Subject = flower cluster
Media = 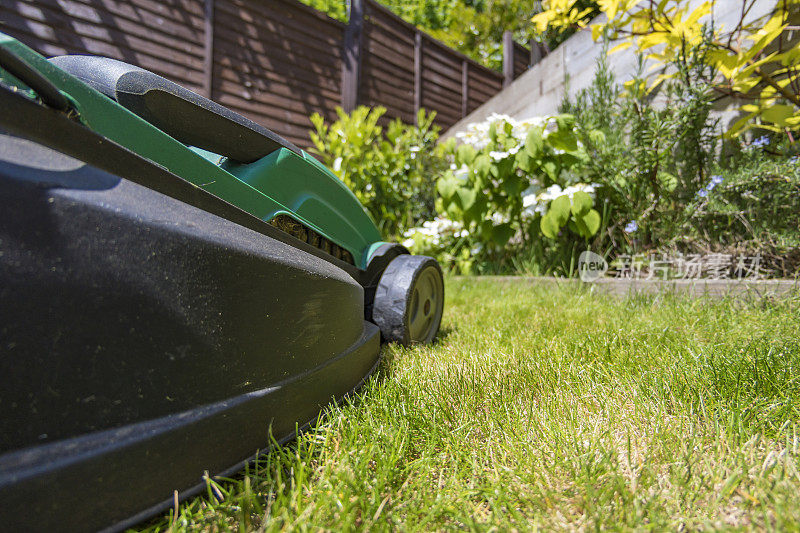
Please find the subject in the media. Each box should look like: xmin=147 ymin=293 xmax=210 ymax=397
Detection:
xmin=488 ymin=145 xmax=521 ymax=161
xmin=402 ymin=216 xmax=468 ymax=249
xmin=454 ymin=113 xmax=554 ymax=149
xmin=749 ymin=136 xmax=770 ymax=149
xmin=521 ymin=183 xmax=598 ymax=217
xmin=696 ymin=174 xmax=723 ymax=198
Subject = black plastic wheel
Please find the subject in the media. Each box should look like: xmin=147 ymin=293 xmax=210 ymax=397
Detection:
xmin=372 ymin=255 xmax=444 ymax=345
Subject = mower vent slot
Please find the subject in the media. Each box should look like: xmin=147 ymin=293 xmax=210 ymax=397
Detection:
xmin=269 ymin=215 xmax=354 ymax=265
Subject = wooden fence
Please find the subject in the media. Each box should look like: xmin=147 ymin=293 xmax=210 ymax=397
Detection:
xmin=1 ymin=0 xmax=547 ymax=148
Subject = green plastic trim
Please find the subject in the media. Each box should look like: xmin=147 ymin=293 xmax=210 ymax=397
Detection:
xmin=222 ymin=149 xmax=381 ymax=266
xmin=0 ymin=33 xmax=383 ymax=267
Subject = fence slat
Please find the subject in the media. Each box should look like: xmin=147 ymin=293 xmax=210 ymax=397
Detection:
xmin=462 ymin=60 xmax=468 ymax=118
xmin=414 ymin=31 xmax=422 ymax=119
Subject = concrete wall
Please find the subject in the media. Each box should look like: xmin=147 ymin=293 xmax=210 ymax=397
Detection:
xmin=444 ymin=1 xmax=773 ymax=137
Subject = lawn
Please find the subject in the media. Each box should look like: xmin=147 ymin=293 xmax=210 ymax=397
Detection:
xmin=140 ymin=278 xmax=800 ymax=531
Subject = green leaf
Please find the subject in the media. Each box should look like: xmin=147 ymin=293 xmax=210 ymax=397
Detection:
xmin=658 ymin=172 xmax=678 ymax=193
xmin=488 ymin=122 xmax=498 ymax=143
xmin=559 ymin=153 xmax=582 ymax=168
xmin=761 ymin=104 xmax=796 ymax=127
xmin=492 ymin=158 xmax=513 ymax=179
xmin=479 ymin=219 xmax=494 ymax=237
xmin=548 ymin=129 xmax=578 ymax=152
xmin=570 ymin=191 xmax=593 ymax=217
xmin=574 ymin=208 xmax=601 ymax=237
xmin=491 ymin=223 xmax=516 ymax=245
xmin=456 ymin=144 xmax=476 ymax=165
xmin=540 ymin=212 xmax=560 ymax=239
xmin=583 ymin=209 xmax=601 ymax=235
xmin=474 ymin=154 xmax=491 ymax=178
xmin=550 ymin=195 xmax=571 ymax=226
xmin=455 ymin=187 xmax=477 ymax=211
xmin=446 ymin=202 xmax=461 ymax=220
xmin=555 ymin=114 xmax=576 ymax=130
xmin=464 ymin=194 xmax=487 ymax=224
xmin=515 ymin=149 xmax=532 ymax=173
xmin=542 ymin=160 xmax=558 ymax=180
xmin=525 ymin=128 xmax=544 ymax=158
xmin=502 ymin=174 xmax=523 ymax=195
xmin=437 ymin=177 xmax=457 ymax=199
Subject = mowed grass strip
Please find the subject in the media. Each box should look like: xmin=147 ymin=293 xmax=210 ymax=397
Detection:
xmin=139 ymin=278 xmax=800 ymax=531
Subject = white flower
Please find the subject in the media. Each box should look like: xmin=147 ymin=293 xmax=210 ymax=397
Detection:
xmin=409 ymin=146 xmax=421 ymax=152
xmin=402 ymin=238 xmax=415 ymax=248
xmin=490 ymin=212 xmax=509 ymax=224
xmin=562 ymin=183 xmax=596 ymax=199
xmin=522 ymin=194 xmax=537 ymax=208
xmin=332 ymin=157 xmax=342 ymax=172
xmin=489 ymin=150 xmax=510 ymax=161
xmin=539 ymin=184 xmax=563 ymax=201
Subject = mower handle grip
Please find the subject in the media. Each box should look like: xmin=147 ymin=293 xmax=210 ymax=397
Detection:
xmin=49 ymin=55 xmax=300 ymax=163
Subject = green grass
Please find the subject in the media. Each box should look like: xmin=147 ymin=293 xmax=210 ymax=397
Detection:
xmin=138 ymin=279 xmax=800 ymax=531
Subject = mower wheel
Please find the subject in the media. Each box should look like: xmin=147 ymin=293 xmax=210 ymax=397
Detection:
xmin=373 ymin=255 xmax=444 ymax=345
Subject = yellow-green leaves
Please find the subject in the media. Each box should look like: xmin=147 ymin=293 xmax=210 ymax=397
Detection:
xmin=533 ymin=0 xmax=800 ymax=136
xmin=531 ymin=0 xmax=595 ymax=33
xmin=310 ymin=105 xmax=444 ymax=238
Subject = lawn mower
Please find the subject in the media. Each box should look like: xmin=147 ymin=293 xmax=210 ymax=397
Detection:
xmin=0 ymin=32 xmax=444 ymax=532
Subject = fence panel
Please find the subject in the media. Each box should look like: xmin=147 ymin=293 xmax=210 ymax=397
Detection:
xmin=212 ymin=0 xmax=345 ymax=147
xmin=2 ymin=0 xmax=530 ymax=146
xmin=467 ymin=64 xmax=503 ymax=115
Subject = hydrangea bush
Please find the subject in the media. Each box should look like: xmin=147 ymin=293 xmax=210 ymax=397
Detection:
xmin=403 ymin=113 xmax=602 ymax=271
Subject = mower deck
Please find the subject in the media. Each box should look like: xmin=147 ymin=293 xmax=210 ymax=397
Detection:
xmin=0 ymin=127 xmax=381 ymax=531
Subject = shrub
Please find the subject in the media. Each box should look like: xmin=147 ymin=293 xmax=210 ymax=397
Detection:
xmin=560 ymin=45 xmax=800 ymax=277
xmin=561 ymin=44 xmax=720 ymax=250
xmin=309 ymin=106 xmax=446 ymax=238
xmin=402 ymin=113 xmax=603 ymax=274
xmin=446 ymin=113 xmax=601 ymax=240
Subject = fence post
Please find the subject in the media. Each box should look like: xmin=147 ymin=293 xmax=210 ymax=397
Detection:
xmin=414 ymin=31 xmax=422 ymax=122
xmin=461 ymin=60 xmax=468 ymax=118
xmin=529 ymin=38 xmax=544 ymax=67
xmin=342 ymin=0 xmax=364 ymax=112
xmin=203 ymin=0 xmax=214 ymax=99
xmin=502 ymin=30 xmax=514 ymax=87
